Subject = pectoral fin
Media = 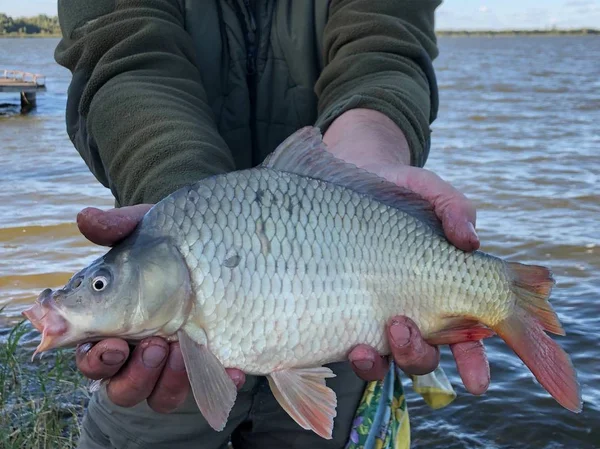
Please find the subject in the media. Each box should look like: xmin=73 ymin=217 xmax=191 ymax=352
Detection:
xmin=178 ymin=330 xmax=237 ymax=431
xmin=267 ymin=367 xmax=337 ymax=439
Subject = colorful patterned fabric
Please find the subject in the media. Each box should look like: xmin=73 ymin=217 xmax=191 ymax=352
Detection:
xmin=345 ymin=363 xmax=456 ymax=449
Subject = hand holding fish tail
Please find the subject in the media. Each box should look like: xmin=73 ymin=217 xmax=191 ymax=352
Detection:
xmin=75 ymin=205 xmax=246 ymax=413
xmin=355 ymin=166 xmax=491 ymax=395
xmin=324 ymin=108 xmax=489 ymax=395
xmin=348 ymin=317 xmax=440 ymax=380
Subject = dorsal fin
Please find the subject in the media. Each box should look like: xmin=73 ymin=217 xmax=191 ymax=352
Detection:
xmin=261 ymin=126 xmax=444 ymax=236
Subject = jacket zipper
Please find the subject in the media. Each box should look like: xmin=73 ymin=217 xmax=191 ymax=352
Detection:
xmin=242 ymin=0 xmax=259 ymax=164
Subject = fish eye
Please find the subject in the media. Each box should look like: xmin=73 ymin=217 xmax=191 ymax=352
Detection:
xmin=92 ymin=276 xmax=109 ymax=292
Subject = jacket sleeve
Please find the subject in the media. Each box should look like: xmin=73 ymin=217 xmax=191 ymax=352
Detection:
xmin=55 ymin=0 xmax=235 ymax=206
xmin=314 ymin=0 xmax=441 ymax=167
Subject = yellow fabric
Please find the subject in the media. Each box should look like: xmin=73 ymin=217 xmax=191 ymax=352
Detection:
xmin=345 ymin=364 xmax=455 ymax=449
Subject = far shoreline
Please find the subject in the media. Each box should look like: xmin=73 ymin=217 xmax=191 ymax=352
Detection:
xmin=0 ymin=34 xmax=61 ymax=38
xmin=436 ymin=29 xmax=599 ymax=37
xmin=1 ymin=30 xmax=599 ymax=39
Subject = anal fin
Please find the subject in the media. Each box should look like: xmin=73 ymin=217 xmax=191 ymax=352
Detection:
xmin=267 ymin=367 xmax=338 ymax=439
xmin=178 ymin=330 xmax=237 ymax=431
xmin=426 ymin=318 xmax=496 ymax=346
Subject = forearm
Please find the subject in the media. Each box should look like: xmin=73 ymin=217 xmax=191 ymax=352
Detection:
xmin=315 ymin=0 xmax=441 ymax=168
xmin=55 ymin=0 xmax=234 ymax=206
xmin=322 ymin=108 xmax=411 ymax=171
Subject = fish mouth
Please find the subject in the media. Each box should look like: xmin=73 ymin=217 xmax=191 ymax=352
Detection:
xmin=22 ymin=288 xmax=69 ymax=359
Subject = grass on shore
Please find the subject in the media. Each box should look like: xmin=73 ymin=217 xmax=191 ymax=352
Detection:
xmin=0 ymin=315 xmax=88 ymax=449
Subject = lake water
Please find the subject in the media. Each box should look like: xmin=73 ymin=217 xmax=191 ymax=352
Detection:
xmin=1 ymin=37 xmax=599 ymax=448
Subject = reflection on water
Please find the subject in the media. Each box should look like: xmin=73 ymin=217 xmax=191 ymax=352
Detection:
xmin=1 ymin=36 xmax=599 ymax=448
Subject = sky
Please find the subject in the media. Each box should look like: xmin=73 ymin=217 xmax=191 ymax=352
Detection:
xmin=1 ymin=0 xmax=599 ymax=30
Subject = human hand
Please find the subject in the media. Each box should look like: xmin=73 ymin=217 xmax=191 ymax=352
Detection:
xmin=74 ymin=205 xmax=246 ymax=413
xmin=323 ymin=109 xmax=489 ymax=395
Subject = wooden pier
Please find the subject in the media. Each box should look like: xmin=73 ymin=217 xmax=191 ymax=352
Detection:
xmin=0 ymin=70 xmax=46 ymax=113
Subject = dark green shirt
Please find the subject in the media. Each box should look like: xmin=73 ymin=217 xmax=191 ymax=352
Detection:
xmin=55 ymin=0 xmax=440 ymax=206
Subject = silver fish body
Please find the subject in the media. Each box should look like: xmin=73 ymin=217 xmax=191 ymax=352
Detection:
xmin=141 ymin=167 xmax=509 ymax=375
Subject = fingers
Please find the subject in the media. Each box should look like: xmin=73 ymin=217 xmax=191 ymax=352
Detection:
xmin=387 ymin=317 xmax=490 ymax=394
xmin=436 ymin=195 xmax=479 ymax=253
xmin=450 ymin=340 xmax=490 ymax=395
xmin=145 ymin=349 xmax=246 ymax=413
xmin=82 ymin=339 xmax=246 ymax=413
xmin=413 ymin=170 xmax=479 ymax=252
xmin=226 ymin=368 xmax=247 ymax=390
xmin=76 ymin=339 xmax=130 ymax=380
xmin=391 ymin=167 xmax=479 ymax=252
xmin=387 ymin=316 xmax=440 ymax=376
xmin=349 ymin=317 xmax=490 ymax=397
xmin=146 ymin=342 xmax=190 ymax=413
xmin=348 ymin=344 xmax=390 ymax=381
xmin=106 ymin=337 xmax=169 ymax=408
xmin=348 ymin=317 xmax=440 ymax=380
xmin=77 ymin=204 xmax=153 ymax=246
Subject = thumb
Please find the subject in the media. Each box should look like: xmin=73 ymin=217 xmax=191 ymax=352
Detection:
xmin=77 ymin=204 xmax=153 ymax=247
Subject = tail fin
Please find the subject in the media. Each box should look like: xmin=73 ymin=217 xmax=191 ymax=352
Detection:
xmin=494 ymin=262 xmax=582 ymax=413
xmin=507 ymin=262 xmax=564 ymax=335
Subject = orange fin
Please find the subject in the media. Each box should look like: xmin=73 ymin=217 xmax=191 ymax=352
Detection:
xmin=507 ymin=262 xmax=564 ymax=335
xmin=493 ymin=262 xmax=581 ymax=412
xmin=267 ymin=367 xmax=337 ymax=439
xmin=427 ymin=318 xmax=495 ymax=346
xmin=495 ymin=313 xmax=581 ymax=413
xmin=178 ymin=330 xmax=237 ymax=431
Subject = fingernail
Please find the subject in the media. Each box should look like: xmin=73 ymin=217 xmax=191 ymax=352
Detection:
xmin=229 ymin=371 xmax=245 ymax=389
xmin=78 ymin=343 xmax=93 ymax=355
xmin=142 ymin=345 xmax=168 ymax=368
xmin=168 ymin=348 xmax=186 ymax=372
xmin=467 ymin=222 xmax=479 ymax=241
xmin=390 ymin=321 xmax=411 ymax=347
xmin=100 ymin=350 xmax=126 ymax=366
xmin=352 ymin=360 xmax=374 ymax=372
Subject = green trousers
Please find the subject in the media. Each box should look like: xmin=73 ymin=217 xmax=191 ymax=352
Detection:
xmin=77 ymin=361 xmax=365 ymax=449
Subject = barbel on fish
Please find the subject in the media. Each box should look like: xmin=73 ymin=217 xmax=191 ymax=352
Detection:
xmin=22 ymin=127 xmax=581 ymax=439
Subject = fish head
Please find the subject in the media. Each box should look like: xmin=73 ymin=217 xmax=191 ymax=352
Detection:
xmin=23 ymin=236 xmax=193 ymax=357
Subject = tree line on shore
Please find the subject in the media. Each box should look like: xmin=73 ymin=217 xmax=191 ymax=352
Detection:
xmin=1 ymin=14 xmax=60 ymax=35
xmin=1 ymin=13 xmax=598 ymax=37
xmin=437 ymin=29 xmax=599 ymax=36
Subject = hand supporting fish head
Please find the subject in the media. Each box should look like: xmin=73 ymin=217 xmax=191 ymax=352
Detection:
xmin=23 ymin=236 xmax=193 ymax=358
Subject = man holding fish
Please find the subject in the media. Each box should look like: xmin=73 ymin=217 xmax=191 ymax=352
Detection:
xmin=29 ymin=0 xmax=577 ymax=448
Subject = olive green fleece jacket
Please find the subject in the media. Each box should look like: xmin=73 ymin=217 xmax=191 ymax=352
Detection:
xmin=55 ymin=0 xmax=440 ymax=207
